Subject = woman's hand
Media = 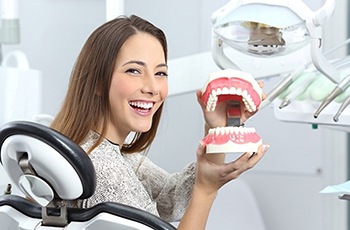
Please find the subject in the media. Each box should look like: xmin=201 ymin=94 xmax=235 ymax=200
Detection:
xmin=196 ymin=81 xmax=265 ymax=128
xmin=194 ymin=141 xmax=269 ymax=196
xmin=178 ymin=142 xmax=269 ymax=230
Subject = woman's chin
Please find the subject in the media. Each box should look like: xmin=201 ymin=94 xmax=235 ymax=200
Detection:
xmin=133 ymin=123 xmax=152 ymax=133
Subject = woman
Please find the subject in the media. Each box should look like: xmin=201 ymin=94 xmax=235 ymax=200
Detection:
xmin=51 ymin=14 xmax=269 ymax=229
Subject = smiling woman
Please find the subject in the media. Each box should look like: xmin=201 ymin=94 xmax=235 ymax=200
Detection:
xmin=50 ymin=14 xmax=268 ymax=230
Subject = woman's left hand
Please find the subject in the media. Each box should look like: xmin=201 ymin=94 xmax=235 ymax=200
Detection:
xmin=194 ymin=141 xmax=269 ymax=196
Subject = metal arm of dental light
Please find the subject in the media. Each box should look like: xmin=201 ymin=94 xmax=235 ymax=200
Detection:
xmin=211 ymin=34 xmax=241 ymax=71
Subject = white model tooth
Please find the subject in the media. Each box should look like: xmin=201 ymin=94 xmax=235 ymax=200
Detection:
xmin=229 ymin=126 xmax=234 ymax=133
xmin=252 ymin=104 xmax=257 ymax=111
xmin=209 ymin=128 xmax=215 ymax=135
xmin=244 ymin=127 xmax=249 ymax=134
xmin=234 ymin=127 xmax=239 ymax=134
xmin=242 ymin=89 xmax=248 ymax=98
xmin=230 ymin=87 xmax=236 ymax=95
xmin=246 ymin=93 xmax=252 ymax=100
xmin=209 ymin=94 xmax=215 ymax=101
xmin=247 ymin=96 xmax=253 ymax=105
xmin=216 ymin=88 xmax=222 ymax=95
xmin=206 ymin=104 xmax=211 ymax=111
xmin=208 ymin=103 xmax=213 ymax=111
xmin=215 ymin=127 xmax=220 ymax=135
xmin=220 ymin=127 xmax=226 ymax=135
xmin=211 ymin=90 xmax=217 ymax=96
xmin=236 ymin=88 xmax=242 ymax=95
xmin=226 ymin=127 xmax=232 ymax=134
xmin=208 ymin=98 xmax=216 ymax=105
xmin=222 ymin=87 xmax=229 ymax=94
xmin=246 ymin=97 xmax=253 ymax=106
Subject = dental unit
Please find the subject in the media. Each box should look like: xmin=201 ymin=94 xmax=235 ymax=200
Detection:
xmin=278 ymin=71 xmax=317 ymax=109
xmin=261 ymin=37 xmax=350 ymax=110
xmin=201 ymin=68 xmax=262 ymax=154
xmin=209 ymin=0 xmax=350 ymax=128
xmin=314 ymin=74 xmax=350 ymax=119
xmin=279 ymin=56 xmax=350 ymax=110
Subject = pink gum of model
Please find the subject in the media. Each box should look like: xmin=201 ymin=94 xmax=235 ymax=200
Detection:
xmin=201 ymin=69 xmax=262 ymax=153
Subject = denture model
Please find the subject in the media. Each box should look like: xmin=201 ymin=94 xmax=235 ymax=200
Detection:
xmin=201 ymin=69 xmax=262 ymax=153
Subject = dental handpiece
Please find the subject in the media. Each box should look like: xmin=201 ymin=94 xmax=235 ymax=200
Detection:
xmin=260 ymin=66 xmax=306 ymax=109
xmin=314 ymin=74 xmax=350 ymax=118
xmin=279 ymin=73 xmax=316 ymax=109
xmin=333 ymin=94 xmax=350 ymax=122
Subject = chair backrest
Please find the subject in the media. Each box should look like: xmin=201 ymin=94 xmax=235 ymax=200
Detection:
xmin=0 ymin=121 xmax=176 ymax=230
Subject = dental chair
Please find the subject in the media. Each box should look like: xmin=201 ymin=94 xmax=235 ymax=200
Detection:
xmin=0 ymin=121 xmax=176 ymax=230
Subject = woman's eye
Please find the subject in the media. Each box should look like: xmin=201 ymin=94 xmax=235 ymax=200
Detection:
xmin=126 ymin=69 xmax=141 ymax=75
xmin=156 ymin=71 xmax=168 ymax=78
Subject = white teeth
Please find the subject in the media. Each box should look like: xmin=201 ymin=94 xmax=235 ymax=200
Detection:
xmin=129 ymin=101 xmax=153 ymax=109
xmin=222 ymin=87 xmax=229 ymax=94
xmin=206 ymin=86 xmax=258 ymax=112
xmin=209 ymin=127 xmax=255 ymax=135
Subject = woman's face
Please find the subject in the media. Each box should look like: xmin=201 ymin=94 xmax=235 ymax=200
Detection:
xmin=107 ymin=32 xmax=168 ymax=143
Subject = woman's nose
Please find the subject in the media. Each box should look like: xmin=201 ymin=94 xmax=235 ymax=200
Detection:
xmin=141 ymin=76 xmax=159 ymax=96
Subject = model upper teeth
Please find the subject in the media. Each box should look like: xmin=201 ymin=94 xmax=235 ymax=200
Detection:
xmin=209 ymin=126 xmax=256 ymax=135
xmin=202 ymin=69 xmax=262 ymax=113
xmin=206 ymin=87 xmax=257 ymax=113
xmin=129 ymin=101 xmax=153 ymax=109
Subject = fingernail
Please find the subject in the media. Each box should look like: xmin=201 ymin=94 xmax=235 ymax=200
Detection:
xmin=248 ymin=152 xmax=257 ymax=159
xmin=262 ymin=144 xmax=270 ymax=153
xmin=199 ymin=140 xmax=206 ymax=148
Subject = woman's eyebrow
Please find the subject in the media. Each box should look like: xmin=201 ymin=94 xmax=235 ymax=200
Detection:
xmin=123 ymin=60 xmax=168 ymax=69
xmin=157 ymin=63 xmax=168 ymax=69
xmin=122 ymin=60 xmax=146 ymax=66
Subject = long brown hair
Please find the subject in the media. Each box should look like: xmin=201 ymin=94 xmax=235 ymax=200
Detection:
xmin=51 ymin=15 xmax=168 ymax=154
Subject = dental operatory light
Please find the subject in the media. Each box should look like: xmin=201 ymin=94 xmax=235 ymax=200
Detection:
xmin=212 ymin=0 xmax=338 ymax=82
xmin=211 ymin=0 xmax=350 ymax=128
xmin=212 ymin=1 xmax=311 ymax=59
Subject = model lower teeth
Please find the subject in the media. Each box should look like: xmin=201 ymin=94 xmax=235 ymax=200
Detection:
xmin=200 ymin=69 xmax=263 ymax=153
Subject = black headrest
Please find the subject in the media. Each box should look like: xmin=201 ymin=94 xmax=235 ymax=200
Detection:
xmin=0 ymin=121 xmax=96 ymax=202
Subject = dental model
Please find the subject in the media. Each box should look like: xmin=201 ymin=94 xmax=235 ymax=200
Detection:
xmin=201 ymin=69 xmax=263 ymax=153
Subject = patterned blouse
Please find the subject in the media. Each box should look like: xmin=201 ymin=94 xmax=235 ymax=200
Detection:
xmin=78 ymin=131 xmax=196 ymax=222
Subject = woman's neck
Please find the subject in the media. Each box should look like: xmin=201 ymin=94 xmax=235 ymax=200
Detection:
xmin=97 ymin=124 xmax=127 ymax=147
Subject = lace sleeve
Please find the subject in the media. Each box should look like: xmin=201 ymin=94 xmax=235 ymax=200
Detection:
xmin=125 ymin=154 xmax=196 ymax=222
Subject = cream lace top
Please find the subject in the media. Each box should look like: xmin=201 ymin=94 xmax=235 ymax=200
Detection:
xmin=79 ymin=132 xmax=196 ymax=222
